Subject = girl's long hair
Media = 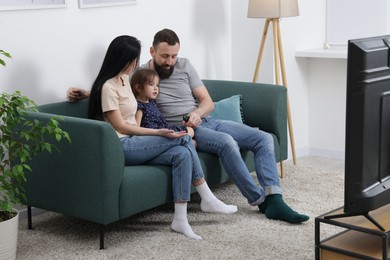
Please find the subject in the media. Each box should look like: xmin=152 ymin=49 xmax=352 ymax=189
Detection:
xmin=130 ymin=68 xmax=159 ymax=99
xmin=88 ymin=35 xmax=141 ymax=120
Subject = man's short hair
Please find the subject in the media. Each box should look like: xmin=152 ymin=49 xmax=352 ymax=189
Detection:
xmin=153 ymin=28 xmax=180 ymax=48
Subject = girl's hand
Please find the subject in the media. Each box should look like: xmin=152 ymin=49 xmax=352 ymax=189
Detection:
xmin=157 ymin=129 xmax=188 ymax=138
xmin=186 ymin=127 xmax=195 ymax=138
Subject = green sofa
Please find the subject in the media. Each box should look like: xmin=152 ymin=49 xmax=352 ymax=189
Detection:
xmin=24 ymin=80 xmax=287 ymax=249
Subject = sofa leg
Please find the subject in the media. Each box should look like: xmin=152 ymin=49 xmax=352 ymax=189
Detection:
xmin=99 ymin=225 xmax=105 ymax=250
xmin=27 ymin=206 xmax=33 ymax=230
xmin=279 ymin=161 xmax=284 ymax=178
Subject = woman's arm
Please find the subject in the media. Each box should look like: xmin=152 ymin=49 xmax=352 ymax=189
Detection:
xmin=105 ymin=109 xmax=187 ymax=138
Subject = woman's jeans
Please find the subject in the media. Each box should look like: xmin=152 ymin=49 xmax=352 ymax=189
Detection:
xmin=195 ymin=117 xmax=282 ymax=206
xmin=120 ymin=135 xmax=203 ymax=202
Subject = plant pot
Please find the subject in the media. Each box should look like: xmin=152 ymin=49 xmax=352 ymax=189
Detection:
xmin=0 ymin=210 xmax=19 ymax=260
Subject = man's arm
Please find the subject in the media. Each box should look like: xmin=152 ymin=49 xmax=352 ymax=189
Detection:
xmin=67 ymin=87 xmax=90 ymax=102
xmin=185 ymin=85 xmax=214 ymax=128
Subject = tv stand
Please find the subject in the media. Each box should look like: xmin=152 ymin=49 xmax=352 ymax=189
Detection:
xmin=325 ymin=211 xmax=385 ymax=231
xmin=315 ymin=204 xmax=390 ymax=259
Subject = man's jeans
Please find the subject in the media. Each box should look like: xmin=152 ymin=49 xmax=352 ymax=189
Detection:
xmin=195 ymin=117 xmax=282 ymax=206
xmin=120 ymin=135 xmax=204 ymax=202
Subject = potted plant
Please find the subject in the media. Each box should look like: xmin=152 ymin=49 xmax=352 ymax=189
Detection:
xmin=0 ymin=50 xmax=70 ymax=259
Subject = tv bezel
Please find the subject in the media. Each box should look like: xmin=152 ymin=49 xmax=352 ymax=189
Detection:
xmin=344 ymin=34 xmax=390 ymax=216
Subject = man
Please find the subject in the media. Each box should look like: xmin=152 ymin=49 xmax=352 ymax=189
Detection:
xmin=141 ymin=29 xmax=308 ymax=224
xmin=68 ymin=29 xmax=308 ymax=223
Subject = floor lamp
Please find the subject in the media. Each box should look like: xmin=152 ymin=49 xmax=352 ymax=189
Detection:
xmin=248 ymin=0 xmax=298 ymax=177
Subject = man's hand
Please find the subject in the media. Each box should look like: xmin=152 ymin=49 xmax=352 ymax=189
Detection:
xmin=185 ymin=112 xmax=202 ymax=128
xmin=67 ymin=87 xmax=90 ymax=102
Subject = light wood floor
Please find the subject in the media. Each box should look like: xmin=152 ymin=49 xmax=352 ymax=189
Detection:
xmin=288 ymin=155 xmax=345 ymax=173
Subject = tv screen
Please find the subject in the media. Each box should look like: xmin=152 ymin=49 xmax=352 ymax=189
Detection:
xmin=344 ymin=35 xmax=390 ymax=215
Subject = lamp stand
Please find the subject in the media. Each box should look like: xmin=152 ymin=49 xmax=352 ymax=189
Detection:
xmin=252 ymin=18 xmax=297 ymax=177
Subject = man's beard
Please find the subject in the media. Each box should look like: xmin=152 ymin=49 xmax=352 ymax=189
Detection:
xmin=154 ymin=61 xmax=175 ymax=79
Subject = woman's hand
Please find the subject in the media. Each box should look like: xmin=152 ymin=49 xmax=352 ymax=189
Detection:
xmin=157 ymin=129 xmax=188 ymax=138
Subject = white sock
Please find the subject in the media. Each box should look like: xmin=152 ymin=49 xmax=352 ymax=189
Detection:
xmin=171 ymin=203 xmax=202 ymax=240
xmin=196 ymin=182 xmax=238 ymax=214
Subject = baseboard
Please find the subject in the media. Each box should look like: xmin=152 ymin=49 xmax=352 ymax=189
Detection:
xmin=308 ymin=147 xmax=344 ymax=160
xmin=286 ymin=146 xmax=345 ymax=161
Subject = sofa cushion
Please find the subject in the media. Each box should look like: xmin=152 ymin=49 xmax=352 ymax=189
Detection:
xmin=210 ymin=95 xmax=244 ymax=123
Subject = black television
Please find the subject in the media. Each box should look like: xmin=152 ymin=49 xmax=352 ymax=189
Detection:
xmin=334 ymin=35 xmax=390 ymax=229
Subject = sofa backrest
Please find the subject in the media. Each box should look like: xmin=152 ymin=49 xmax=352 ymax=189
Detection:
xmin=36 ymin=80 xmax=286 ymax=134
xmin=204 ymin=79 xmax=281 ymax=102
xmin=203 ymin=79 xmax=286 ymax=126
xmin=38 ymin=99 xmax=89 ymax=118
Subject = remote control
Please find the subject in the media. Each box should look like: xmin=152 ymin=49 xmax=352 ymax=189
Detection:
xmin=183 ymin=115 xmax=190 ymax=122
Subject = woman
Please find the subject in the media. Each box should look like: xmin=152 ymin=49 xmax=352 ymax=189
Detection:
xmin=88 ymin=35 xmax=237 ymax=240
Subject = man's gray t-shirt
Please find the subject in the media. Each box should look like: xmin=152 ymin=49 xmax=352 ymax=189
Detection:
xmin=141 ymin=58 xmax=203 ymax=125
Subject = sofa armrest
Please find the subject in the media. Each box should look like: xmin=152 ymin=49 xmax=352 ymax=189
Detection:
xmin=203 ymin=80 xmax=288 ymax=161
xmin=24 ymin=111 xmax=124 ymax=225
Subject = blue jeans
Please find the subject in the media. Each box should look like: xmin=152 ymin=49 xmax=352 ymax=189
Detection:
xmin=195 ymin=117 xmax=282 ymax=205
xmin=120 ymin=135 xmax=204 ymax=202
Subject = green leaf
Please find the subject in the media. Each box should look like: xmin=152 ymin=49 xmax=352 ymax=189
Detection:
xmin=43 ymin=143 xmax=52 ymax=153
xmin=0 ymin=50 xmax=12 ymax=58
xmin=23 ymin=164 xmax=32 ymax=172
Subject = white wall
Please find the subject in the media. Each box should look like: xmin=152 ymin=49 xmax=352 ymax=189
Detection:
xmin=305 ymin=58 xmax=347 ymax=159
xmin=231 ymin=0 xmax=326 ymax=159
xmin=0 ymin=0 xmax=354 ymax=160
xmin=0 ymin=0 xmax=232 ymax=104
xmin=278 ymin=0 xmax=326 ymax=159
xmin=297 ymin=0 xmax=390 ymax=159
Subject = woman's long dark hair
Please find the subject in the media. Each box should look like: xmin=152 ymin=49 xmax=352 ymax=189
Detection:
xmin=89 ymin=35 xmax=141 ymax=120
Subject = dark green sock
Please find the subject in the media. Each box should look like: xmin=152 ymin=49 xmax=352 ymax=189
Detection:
xmin=259 ymin=194 xmax=309 ymax=224
xmin=258 ymin=198 xmax=268 ymax=214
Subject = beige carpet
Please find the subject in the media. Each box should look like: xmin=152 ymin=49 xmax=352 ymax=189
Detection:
xmin=16 ymin=163 xmax=344 ymax=260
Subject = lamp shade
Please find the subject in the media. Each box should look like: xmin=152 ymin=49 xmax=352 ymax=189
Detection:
xmin=247 ymin=0 xmax=299 ymax=18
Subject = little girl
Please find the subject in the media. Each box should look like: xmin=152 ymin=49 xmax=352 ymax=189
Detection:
xmin=131 ymin=68 xmax=195 ymax=139
xmin=130 ymin=68 xmax=237 ymax=239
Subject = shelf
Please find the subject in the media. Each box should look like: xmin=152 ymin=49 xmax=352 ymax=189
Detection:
xmin=315 ymin=204 xmax=390 ymax=259
xmin=295 ymin=47 xmax=347 ymax=59
xmin=321 ymin=230 xmax=386 ymax=260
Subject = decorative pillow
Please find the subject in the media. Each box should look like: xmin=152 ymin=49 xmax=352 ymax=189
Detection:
xmin=210 ymin=95 xmax=244 ymax=124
